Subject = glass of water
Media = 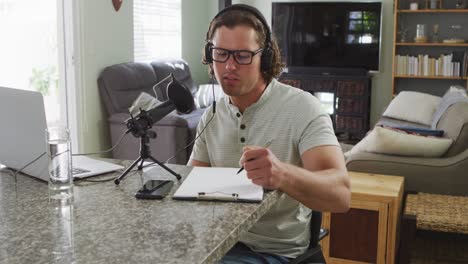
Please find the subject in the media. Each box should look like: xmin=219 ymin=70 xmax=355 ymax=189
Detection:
xmin=46 ymin=126 xmax=73 ymax=200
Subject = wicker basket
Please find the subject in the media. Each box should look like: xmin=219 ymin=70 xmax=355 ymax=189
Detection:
xmin=405 ymin=193 xmax=468 ymax=234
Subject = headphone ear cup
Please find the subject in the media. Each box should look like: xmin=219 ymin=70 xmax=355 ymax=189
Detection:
xmin=204 ymin=43 xmax=213 ymax=64
xmin=260 ymin=47 xmax=273 ymax=72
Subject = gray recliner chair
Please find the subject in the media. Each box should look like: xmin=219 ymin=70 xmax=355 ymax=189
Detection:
xmin=346 ymin=101 xmax=468 ymax=196
xmin=98 ymin=59 xmax=206 ymax=164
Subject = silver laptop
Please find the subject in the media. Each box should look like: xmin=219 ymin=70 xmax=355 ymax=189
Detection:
xmin=0 ymin=86 xmax=124 ymax=181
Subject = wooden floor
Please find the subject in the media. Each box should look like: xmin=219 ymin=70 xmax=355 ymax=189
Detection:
xmin=410 ymin=231 xmax=468 ymax=264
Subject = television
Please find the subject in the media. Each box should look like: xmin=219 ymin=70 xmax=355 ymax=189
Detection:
xmin=272 ymin=1 xmax=382 ymax=72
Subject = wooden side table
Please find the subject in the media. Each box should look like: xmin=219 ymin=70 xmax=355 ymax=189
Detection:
xmin=322 ymin=172 xmax=404 ymax=264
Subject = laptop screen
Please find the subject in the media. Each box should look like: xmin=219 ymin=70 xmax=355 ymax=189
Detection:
xmin=0 ymin=87 xmax=49 ymax=181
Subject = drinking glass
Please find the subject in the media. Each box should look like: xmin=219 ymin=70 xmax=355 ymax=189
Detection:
xmin=46 ymin=126 xmax=73 ymax=200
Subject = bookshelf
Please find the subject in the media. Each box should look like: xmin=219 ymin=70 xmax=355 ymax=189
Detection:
xmin=392 ymin=0 xmax=468 ymax=96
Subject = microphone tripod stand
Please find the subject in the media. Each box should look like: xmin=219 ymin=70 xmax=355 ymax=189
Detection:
xmin=114 ymin=129 xmax=181 ymax=185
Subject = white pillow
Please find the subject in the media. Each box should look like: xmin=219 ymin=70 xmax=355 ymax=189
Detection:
xmin=447 ymin=85 xmax=468 ymax=95
xmin=194 ymin=84 xmax=224 ymax=108
xmin=383 ymin=91 xmax=441 ymax=126
xmin=128 ymin=92 xmax=162 ymax=116
xmin=431 ymin=86 xmax=468 ymax=129
xmin=346 ymin=126 xmax=453 ymax=157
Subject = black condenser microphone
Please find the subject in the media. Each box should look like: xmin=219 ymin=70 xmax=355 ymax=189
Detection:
xmin=126 ymin=73 xmax=195 ymax=138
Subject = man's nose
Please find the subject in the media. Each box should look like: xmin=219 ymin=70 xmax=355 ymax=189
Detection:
xmin=225 ymin=55 xmax=238 ymax=71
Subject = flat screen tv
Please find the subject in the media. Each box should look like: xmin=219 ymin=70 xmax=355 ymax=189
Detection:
xmin=272 ymin=1 xmax=382 ymax=72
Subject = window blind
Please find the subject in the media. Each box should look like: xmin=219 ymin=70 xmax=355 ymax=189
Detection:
xmin=134 ymin=0 xmax=181 ymax=62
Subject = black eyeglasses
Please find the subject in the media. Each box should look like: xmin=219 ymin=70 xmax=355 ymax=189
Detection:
xmin=210 ymin=47 xmax=263 ymax=65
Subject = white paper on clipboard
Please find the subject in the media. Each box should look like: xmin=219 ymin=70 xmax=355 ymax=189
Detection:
xmin=172 ymin=167 xmax=263 ymax=202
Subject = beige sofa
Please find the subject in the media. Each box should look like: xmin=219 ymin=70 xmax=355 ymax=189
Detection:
xmin=346 ymin=101 xmax=468 ymax=196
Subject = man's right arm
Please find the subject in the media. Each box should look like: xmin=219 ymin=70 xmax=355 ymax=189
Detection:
xmin=188 ymin=159 xmax=210 ymax=167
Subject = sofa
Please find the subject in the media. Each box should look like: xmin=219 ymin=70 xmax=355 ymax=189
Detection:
xmin=98 ymin=59 xmax=207 ymax=164
xmin=345 ymin=91 xmax=468 ymax=196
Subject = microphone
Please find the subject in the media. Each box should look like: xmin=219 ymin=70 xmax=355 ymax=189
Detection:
xmin=126 ymin=73 xmax=195 ymax=138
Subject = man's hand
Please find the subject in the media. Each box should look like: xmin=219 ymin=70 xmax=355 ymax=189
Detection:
xmin=239 ymin=145 xmax=286 ymax=190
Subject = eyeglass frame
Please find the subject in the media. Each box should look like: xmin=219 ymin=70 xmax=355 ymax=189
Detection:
xmin=210 ymin=46 xmax=264 ymax=65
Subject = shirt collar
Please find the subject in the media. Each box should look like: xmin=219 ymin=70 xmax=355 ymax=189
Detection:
xmin=224 ymin=79 xmax=277 ymax=115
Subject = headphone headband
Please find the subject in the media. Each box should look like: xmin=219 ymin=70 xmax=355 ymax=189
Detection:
xmin=207 ymin=4 xmax=271 ymax=47
xmin=204 ymin=4 xmax=274 ymax=73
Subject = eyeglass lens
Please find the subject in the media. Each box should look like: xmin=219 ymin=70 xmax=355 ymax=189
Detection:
xmin=211 ymin=48 xmax=256 ymax=65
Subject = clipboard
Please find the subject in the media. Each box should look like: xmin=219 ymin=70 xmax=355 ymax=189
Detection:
xmin=172 ymin=167 xmax=264 ymax=202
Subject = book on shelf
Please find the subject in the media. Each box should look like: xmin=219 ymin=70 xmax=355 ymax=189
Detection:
xmin=462 ymin=51 xmax=468 ymax=77
xmin=395 ymin=52 xmax=466 ymax=77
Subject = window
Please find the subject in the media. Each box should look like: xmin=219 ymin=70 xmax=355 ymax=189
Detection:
xmin=346 ymin=11 xmax=379 ymax=44
xmin=314 ymin=92 xmax=335 ymax=115
xmin=134 ymin=0 xmax=181 ymax=61
xmin=0 ymin=0 xmax=79 ymax=150
xmin=0 ymin=0 xmax=61 ymax=125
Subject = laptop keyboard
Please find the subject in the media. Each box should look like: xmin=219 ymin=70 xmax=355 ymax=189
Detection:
xmin=72 ymin=167 xmax=91 ymax=175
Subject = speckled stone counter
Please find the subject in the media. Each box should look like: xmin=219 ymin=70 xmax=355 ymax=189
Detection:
xmin=0 ymin=162 xmax=279 ymax=264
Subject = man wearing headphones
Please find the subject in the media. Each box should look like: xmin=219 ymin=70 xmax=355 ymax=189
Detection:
xmin=189 ymin=4 xmax=350 ymax=263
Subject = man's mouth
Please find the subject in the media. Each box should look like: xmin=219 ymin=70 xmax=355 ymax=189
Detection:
xmin=223 ymin=74 xmax=239 ymax=81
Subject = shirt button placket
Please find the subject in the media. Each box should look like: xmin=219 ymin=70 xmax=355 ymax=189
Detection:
xmin=237 ymin=112 xmax=246 ymax=145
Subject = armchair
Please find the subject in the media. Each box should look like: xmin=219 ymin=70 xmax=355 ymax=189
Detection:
xmin=346 ymin=101 xmax=468 ymax=196
xmin=98 ymin=59 xmax=206 ymax=164
xmin=290 ymin=211 xmax=329 ymax=264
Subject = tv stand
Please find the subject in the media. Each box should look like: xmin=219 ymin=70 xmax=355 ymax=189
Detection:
xmin=279 ymin=69 xmax=371 ymax=141
xmin=285 ymin=67 xmax=369 ymax=77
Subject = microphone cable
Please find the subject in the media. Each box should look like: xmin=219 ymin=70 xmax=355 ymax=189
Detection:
xmin=72 ymin=131 xmax=128 ymax=156
xmin=8 ymin=152 xmax=47 ymax=180
xmin=72 ymin=131 xmax=130 ymax=183
xmin=74 ymin=161 xmax=158 ymax=183
xmin=7 ymin=131 xmax=128 ymax=181
xmin=68 ymin=131 xmax=130 ymax=182
xmin=164 ymin=77 xmax=217 ymax=164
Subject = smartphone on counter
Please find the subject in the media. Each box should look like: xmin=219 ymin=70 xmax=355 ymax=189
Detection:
xmin=135 ymin=180 xmax=174 ymax=199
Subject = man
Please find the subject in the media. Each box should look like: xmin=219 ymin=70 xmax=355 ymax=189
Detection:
xmin=189 ymin=4 xmax=350 ymax=263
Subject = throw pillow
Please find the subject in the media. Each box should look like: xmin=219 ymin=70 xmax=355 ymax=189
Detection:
xmin=390 ymin=126 xmax=444 ymax=137
xmin=383 ymin=91 xmax=441 ymax=126
xmin=128 ymin=92 xmax=162 ymax=116
xmin=346 ymin=126 xmax=453 ymax=157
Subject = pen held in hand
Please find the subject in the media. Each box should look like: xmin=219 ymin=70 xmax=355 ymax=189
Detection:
xmin=237 ymin=141 xmax=272 ymax=175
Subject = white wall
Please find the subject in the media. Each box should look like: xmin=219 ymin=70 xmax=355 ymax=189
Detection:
xmin=181 ymin=0 xmax=218 ymax=85
xmin=75 ymin=0 xmax=133 ymax=154
xmin=369 ymin=0 xmax=393 ymax=126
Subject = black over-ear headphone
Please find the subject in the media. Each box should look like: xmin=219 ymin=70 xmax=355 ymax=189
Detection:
xmin=204 ymin=4 xmax=273 ymax=73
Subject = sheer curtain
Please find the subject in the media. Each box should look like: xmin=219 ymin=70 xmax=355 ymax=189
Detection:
xmin=134 ymin=0 xmax=181 ymax=62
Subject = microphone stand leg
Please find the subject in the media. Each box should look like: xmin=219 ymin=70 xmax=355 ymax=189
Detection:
xmin=115 ymin=130 xmax=181 ymax=185
xmin=114 ymin=156 xmax=142 ymax=185
xmin=147 ymin=155 xmax=182 ymax=181
xmin=138 ymin=158 xmax=145 ymax=170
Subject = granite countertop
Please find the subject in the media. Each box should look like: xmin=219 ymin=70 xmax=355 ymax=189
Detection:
xmin=0 ymin=162 xmax=279 ymax=264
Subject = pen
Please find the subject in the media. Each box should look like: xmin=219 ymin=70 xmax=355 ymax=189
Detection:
xmin=237 ymin=141 xmax=272 ymax=174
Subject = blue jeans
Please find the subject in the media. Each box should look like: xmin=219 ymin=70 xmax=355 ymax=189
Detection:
xmin=218 ymin=242 xmax=291 ymax=264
